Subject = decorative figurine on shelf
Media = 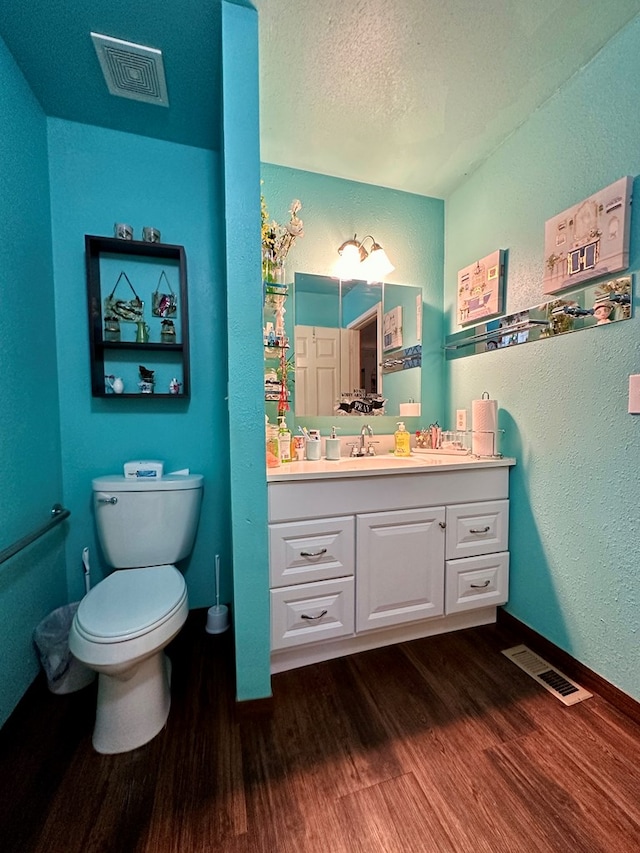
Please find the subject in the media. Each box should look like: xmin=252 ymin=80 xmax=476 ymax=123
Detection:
xmin=142 ymin=226 xmax=161 ymax=244
xmin=135 ymin=320 xmax=150 ymax=343
xmin=161 ymin=319 xmax=176 ymax=343
xmin=105 ymin=375 xmax=124 ymax=394
xmin=169 ymin=378 xmax=181 ymax=395
xmin=114 ymin=222 xmax=133 ymax=240
xmin=593 ymin=300 xmax=614 ymax=325
xmin=104 ymin=315 xmax=120 ymax=342
xmin=138 ymin=365 xmax=155 ymax=394
xmin=274 ymin=302 xmax=286 ymax=341
xmin=263 ymin=322 xmax=276 ymax=347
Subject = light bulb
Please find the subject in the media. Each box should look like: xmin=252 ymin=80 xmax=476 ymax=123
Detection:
xmin=334 ymin=242 xmax=363 ymax=280
xmin=361 ymin=246 xmax=394 ymax=282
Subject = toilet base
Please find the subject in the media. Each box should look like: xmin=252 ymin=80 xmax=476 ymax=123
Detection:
xmin=93 ymin=652 xmax=172 ymax=754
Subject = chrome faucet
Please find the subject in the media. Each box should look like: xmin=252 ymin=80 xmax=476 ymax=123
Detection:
xmin=360 ymin=423 xmax=373 ymax=447
xmin=349 ymin=424 xmax=376 ymax=456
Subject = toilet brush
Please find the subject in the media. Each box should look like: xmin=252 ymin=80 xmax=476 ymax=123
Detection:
xmin=205 ymin=554 xmax=229 ymax=634
xmin=82 ymin=547 xmax=91 ymax=595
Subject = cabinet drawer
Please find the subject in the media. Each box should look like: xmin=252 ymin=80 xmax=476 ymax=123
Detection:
xmin=445 ymin=500 xmax=508 ymax=559
xmin=445 ymin=552 xmax=509 ymax=614
xmin=271 ymin=577 xmax=355 ymax=650
xmin=269 ymin=516 xmax=355 ymax=587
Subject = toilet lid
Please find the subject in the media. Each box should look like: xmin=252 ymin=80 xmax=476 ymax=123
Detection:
xmin=75 ymin=565 xmax=186 ymax=641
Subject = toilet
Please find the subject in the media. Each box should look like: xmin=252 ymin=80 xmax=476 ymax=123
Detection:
xmin=69 ymin=472 xmax=203 ymax=754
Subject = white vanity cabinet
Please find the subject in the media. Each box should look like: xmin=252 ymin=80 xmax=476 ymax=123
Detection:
xmin=268 ymin=459 xmax=513 ymax=673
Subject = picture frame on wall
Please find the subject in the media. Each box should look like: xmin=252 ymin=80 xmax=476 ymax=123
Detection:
xmin=457 ymin=249 xmax=505 ymax=326
xmin=383 ymin=305 xmax=403 ymax=351
xmin=543 ymin=176 xmax=633 ymax=295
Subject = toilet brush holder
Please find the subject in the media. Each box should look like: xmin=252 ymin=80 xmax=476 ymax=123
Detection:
xmin=205 ymin=604 xmax=229 ymax=634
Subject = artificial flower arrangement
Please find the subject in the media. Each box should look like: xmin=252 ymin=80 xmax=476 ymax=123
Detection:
xmin=261 ymin=193 xmax=304 ymax=283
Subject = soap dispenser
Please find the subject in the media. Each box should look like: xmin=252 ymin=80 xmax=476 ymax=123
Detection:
xmin=325 ymin=426 xmax=341 ymax=461
xmin=277 ymin=416 xmax=292 ymax=463
xmin=265 ymin=416 xmax=281 ymax=468
xmin=394 ymin=421 xmax=411 ymax=457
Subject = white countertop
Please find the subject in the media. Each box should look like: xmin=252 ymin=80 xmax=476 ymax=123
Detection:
xmin=267 ymin=452 xmax=516 ymax=482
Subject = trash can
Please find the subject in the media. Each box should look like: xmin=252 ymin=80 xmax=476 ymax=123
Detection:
xmin=33 ymin=603 xmax=95 ymax=695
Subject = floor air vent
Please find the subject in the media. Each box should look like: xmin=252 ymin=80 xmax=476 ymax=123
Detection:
xmin=91 ymin=33 xmax=169 ymax=107
xmin=502 ymin=645 xmax=592 ymax=706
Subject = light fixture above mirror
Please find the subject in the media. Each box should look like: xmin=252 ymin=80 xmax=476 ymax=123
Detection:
xmin=334 ymin=234 xmax=395 ymax=282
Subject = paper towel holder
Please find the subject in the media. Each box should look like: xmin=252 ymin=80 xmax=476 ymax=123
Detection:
xmin=469 ymin=428 xmax=504 ymax=458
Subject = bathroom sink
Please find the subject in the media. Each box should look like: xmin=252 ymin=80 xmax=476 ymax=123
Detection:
xmin=339 ymin=454 xmax=426 ymax=469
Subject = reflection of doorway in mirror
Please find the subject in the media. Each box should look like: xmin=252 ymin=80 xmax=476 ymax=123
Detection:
xmin=360 ymin=318 xmax=378 ymax=393
xmin=346 ymin=302 xmax=383 ymax=400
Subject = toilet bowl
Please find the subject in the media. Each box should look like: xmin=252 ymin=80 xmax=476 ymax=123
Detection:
xmin=70 ymin=565 xmax=188 ymax=753
xmin=69 ymin=472 xmax=203 ymax=754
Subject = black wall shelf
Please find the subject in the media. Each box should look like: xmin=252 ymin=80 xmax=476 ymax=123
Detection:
xmin=85 ymin=235 xmax=190 ymax=398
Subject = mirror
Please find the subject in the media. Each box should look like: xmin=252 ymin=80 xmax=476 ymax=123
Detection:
xmin=293 ymin=273 xmax=423 ymax=417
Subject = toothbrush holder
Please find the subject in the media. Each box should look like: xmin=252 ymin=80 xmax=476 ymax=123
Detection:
xmin=306 ymin=440 xmax=321 ymax=461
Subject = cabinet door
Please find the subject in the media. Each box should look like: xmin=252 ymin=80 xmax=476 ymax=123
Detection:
xmin=356 ymin=507 xmax=445 ymax=632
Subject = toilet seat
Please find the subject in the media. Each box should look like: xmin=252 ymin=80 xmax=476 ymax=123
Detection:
xmin=75 ymin=565 xmax=187 ymax=643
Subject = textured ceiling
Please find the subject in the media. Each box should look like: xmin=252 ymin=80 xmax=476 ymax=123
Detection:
xmin=2 ymin=1 xmax=640 ymax=199
xmin=256 ymin=0 xmax=640 ymax=197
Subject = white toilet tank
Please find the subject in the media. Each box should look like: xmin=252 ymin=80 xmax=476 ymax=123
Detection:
xmin=92 ymin=473 xmax=204 ymax=568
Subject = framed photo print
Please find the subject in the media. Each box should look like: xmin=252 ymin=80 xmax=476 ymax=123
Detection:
xmin=457 ymin=249 xmax=505 ymax=326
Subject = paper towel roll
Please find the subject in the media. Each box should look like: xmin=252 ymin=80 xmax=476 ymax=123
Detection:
xmin=472 ymin=394 xmax=497 ymax=456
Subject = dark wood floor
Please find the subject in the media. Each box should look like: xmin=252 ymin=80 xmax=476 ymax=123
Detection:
xmin=1 ymin=612 xmax=639 ymax=853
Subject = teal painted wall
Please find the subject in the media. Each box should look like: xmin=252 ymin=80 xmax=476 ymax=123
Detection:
xmin=222 ymin=1 xmax=271 ymax=701
xmin=445 ymin=18 xmax=640 ymax=700
xmin=47 ymin=118 xmax=231 ymax=611
xmin=295 ymin=288 xmax=340 ymax=327
xmin=260 ymin=164 xmax=445 ymax=435
xmin=0 ymin=36 xmax=66 ymax=726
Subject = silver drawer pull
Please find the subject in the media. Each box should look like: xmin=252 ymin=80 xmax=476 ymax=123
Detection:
xmin=301 ymin=609 xmax=328 ymax=621
xmin=469 ymin=525 xmax=490 ymax=534
xmin=300 ymin=548 xmax=327 ymax=558
xmin=470 ymin=579 xmax=491 ymax=589
xmin=97 ymin=495 xmax=118 ymax=505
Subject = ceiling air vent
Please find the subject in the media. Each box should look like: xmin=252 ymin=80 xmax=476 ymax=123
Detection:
xmin=91 ymin=32 xmax=169 ymax=107
xmin=502 ymin=645 xmax=592 ymax=706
